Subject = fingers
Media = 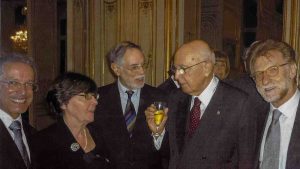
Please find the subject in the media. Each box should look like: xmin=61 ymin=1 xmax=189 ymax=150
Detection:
xmin=145 ymin=104 xmax=156 ymax=118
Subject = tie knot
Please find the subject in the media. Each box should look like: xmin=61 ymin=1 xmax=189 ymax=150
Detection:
xmin=126 ymin=90 xmax=134 ymax=99
xmin=9 ymin=120 xmax=22 ymax=131
xmin=193 ymin=97 xmax=201 ymax=107
xmin=272 ymin=109 xmax=282 ymax=123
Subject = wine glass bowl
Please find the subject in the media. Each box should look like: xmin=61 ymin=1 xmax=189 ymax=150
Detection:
xmin=153 ymin=101 xmax=166 ymax=136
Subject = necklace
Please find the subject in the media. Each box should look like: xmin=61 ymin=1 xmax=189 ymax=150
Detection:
xmin=83 ymin=128 xmax=88 ymax=150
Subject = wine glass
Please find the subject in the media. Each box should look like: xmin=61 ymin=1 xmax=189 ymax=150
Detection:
xmin=153 ymin=101 xmax=166 ymax=137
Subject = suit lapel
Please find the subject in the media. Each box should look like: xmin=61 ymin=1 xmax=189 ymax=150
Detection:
xmin=104 ymin=83 xmax=129 ymax=136
xmin=133 ymin=85 xmax=155 ymax=137
xmin=254 ymin=104 xmax=269 ymax=169
xmin=0 ymin=119 xmax=26 ymax=168
xmin=22 ymin=119 xmax=35 ymax=163
xmin=189 ymin=82 xmax=223 ymax=141
xmin=173 ymin=91 xmax=191 ymax=153
xmin=286 ymin=99 xmax=300 ymax=168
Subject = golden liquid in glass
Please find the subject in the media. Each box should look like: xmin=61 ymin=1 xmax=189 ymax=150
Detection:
xmin=154 ymin=110 xmax=164 ymax=125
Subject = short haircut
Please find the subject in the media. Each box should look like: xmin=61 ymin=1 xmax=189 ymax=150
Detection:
xmin=242 ymin=41 xmax=260 ymax=73
xmin=0 ymin=53 xmax=37 ymax=82
xmin=214 ymin=50 xmax=230 ymax=75
xmin=46 ymin=72 xmax=97 ymax=116
xmin=249 ymin=39 xmax=296 ymax=74
xmin=107 ymin=41 xmax=143 ymax=65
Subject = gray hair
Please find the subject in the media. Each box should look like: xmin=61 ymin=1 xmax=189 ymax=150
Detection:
xmin=107 ymin=41 xmax=143 ymax=65
xmin=249 ymin=39 xmax=296 ymax=74
xmin=0 ymin=53 xmax=38 ymax=82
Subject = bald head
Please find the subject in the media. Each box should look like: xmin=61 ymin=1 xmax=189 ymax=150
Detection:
xmin=173 ymin=40 xmax=215 ymax=96
xmin=176 ymin=40 xmax=215 ymax=64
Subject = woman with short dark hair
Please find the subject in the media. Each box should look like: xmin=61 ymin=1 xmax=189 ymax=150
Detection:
xmin=32 ymin=72 xmax=110 ymax=169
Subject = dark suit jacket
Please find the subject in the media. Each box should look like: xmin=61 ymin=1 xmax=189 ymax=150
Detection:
xmin=90 ymin=83 xmax=168 ymax=169
xmin=158 ymin=77 xmax=178 ymax=95
xmin=32 ymin=119 xmax=110 ymax=169
xmin=225 ymin=74 xmax=267 ymax=110
xmin=254 ymin=98 xmax=300 ymax=169
xmin=0 ymin=118 xmax=36 ymax=169
xmin=167 ymin=81 xmax=256 ymax=169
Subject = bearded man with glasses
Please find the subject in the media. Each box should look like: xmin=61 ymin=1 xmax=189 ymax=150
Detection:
xmin=90 ymin=41 xmax=167 ymax=169
xmin=145 ymin=40 xmax=256 ymax=169
xmin=0 ymin=53 xmax=37 ymax=169
xmin=249 ymin=39 xmax=300 ymax=169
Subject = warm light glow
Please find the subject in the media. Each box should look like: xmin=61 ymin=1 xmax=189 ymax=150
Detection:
xmin=10 ymin=30 xmax=28 ymax=52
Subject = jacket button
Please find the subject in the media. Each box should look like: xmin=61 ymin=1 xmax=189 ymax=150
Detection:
xmin=202 ymin=156 xmax=207 ymax=160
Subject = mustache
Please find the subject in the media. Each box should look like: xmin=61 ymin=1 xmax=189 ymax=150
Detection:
xmin=135 ymin=75 xmax=145 ymax=80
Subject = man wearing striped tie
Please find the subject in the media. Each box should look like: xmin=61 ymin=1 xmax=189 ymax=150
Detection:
xmin=91 ymin=41 xmax=168 ymax=169
xmin=0 ymin=53 xmax=37 ymax=169
xmin=249 ymin=39 xmax=300 ymax=169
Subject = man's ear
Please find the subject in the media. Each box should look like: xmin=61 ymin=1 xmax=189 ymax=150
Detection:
xmin=111 ymin=63 xmax=121 ymax=76
xmin=204 ymin=62 xmax=214 ymax=77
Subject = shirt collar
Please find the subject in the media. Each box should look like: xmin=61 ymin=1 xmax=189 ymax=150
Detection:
xmin=271 ymin=89 xmax=300 ymax=118
xmin=0 ymin=108 xmax=22 ymax=129
xmin=117 ymin=78 xmax=140 ymax=97
xmin=193 ymin=76 xmax=219 ymax=106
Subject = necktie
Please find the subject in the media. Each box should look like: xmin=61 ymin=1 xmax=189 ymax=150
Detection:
xmin=124 ymin=90 xmax=136 ymax=136
xmin=261 ymin=109 xmax=282 ymax=169
xmin=9 ymin=120 xmax=30 ymax=168
xmin=188 ymin=97 xmax=201 ymax=137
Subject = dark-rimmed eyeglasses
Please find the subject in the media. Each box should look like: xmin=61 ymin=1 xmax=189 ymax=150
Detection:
xmin=251 ymin=62 xmax=290 ymax=81
xmin=0 ymin=80 xmax=38 ymax=92
xmin=174 ymin=60 xmax=207 ymax=75
xmin=77 ymin=93 xmax=99 ymax=100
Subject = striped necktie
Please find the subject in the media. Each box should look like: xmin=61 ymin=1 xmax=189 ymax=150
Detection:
xmin=9 ymin=120 xmax=30 ymax=168
xmin=124 ymin=90 xmax=136 ymax=137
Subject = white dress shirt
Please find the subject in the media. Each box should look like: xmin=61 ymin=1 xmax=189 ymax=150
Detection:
xmin=191 ymin=76 xmax=219 ymax=117
xmin=259 ymin=89 xmax=300 ymax=169
xmin=0 ymin=109 xmax=31 ymax=160
xmin=154 ymin=76 xmax=219 ymax=149
xmin=117 ymin=79 xmax=141 ymax=115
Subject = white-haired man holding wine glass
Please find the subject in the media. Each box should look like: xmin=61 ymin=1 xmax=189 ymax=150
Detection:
xmin=145 ymin=39 xmax=257 ymax=169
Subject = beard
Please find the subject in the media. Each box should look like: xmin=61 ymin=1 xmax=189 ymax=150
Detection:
xmin=257 ymin=79 xmax=291 ymax=105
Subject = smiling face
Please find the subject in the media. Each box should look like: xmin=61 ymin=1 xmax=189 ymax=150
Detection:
xmin=0 ymin=62 xmax=35 ymax=119
xmin=253 ymin=50 xmax=297 ymax=107
xmin=62 ymin=93 xmax=98 ymax=125
xmin=111 ymin=48 xmax=145 ymax=90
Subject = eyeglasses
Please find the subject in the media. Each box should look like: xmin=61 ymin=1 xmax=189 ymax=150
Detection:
xmin=174 ymin=60 xmax=207 ymax=75
xmin=0 ymin=80 xmax=38 ymax=91
xmin=251 ymin=62 xmax=290 ymax=81
xmin=122 ymin=63 xmax=148 ymax=72
xmin=77 ymin=93 xmax=99 ymax=100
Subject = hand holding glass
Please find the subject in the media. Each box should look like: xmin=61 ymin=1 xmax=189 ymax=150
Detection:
xmin=153 ymin=101 xmax=166 ymax=137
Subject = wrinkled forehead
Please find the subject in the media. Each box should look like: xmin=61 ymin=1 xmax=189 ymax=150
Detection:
xmin=174 ymin=48 xmax=203 ymax=65
xmin=123 ymin=48 xmax=145 ymax=64
xmin=253 ymin=50 xmax=285 ymax=70
xmin=1 ymin=62 xmax=35 ymax=78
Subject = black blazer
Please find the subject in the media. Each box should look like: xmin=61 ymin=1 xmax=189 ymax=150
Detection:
xmin=32 ymin=119 xmax=110 ymax=169
xmin=167 ymin=81 xmax=256 ymax=169
xmin=158 ymin=77 xmax=178 ymax=95
xmin=90 ymin=83 xmax=168 ymax=169
xmin=254 ymin=98 xmax=300 ymax=169
xmin=0 ymin=118 xmax=36 ymax=169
